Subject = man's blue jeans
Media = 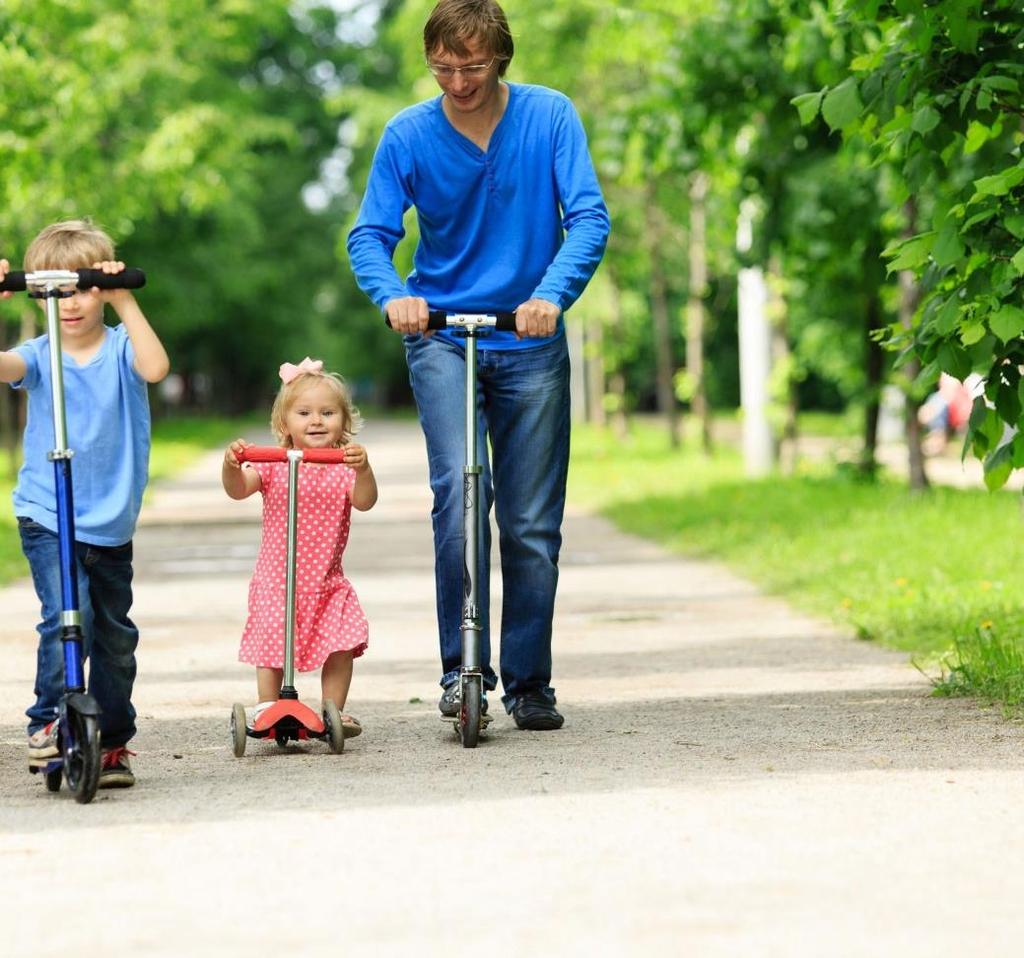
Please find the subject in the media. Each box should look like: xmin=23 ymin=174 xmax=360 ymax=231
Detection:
xmin=19 ymin=517 xmax=139 ymax=747
xmin=405 ymin=333 xmax=570 ymax=710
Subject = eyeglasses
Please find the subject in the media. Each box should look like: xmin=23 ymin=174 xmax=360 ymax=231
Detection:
xmin=426 ymin=57 xmax=503 ymax=79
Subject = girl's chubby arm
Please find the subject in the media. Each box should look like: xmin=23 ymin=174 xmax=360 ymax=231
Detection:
xmin=222 ymin=439 xmax=263 ymax=500
xmin=344 ymin=443 xmax=378 ymax=511
xmin=0 ymin=259 xmax=27 ymax=384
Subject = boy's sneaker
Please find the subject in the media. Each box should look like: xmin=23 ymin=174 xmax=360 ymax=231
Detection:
xmin=27 ymin=720 xmax=59 ymax=764
xmin=438 ymin=681 xmax=489 ymax=718
xmin=100 ymin=746 xmax=136 ymax=788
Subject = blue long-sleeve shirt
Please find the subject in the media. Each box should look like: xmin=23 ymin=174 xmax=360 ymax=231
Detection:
xmin=347 ymin=82 xmax=610 ymax=350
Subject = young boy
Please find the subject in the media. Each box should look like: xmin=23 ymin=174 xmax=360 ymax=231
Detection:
xmin=0 ymin=220 xmax=169 ymax=788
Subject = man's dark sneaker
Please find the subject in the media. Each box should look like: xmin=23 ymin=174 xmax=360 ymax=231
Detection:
xmin=99 ymin=746 xmax=136 ymax=789
xmin=511 ymin=693 xmax=564 ymax=731
xmin=438 ymin=682 xmax=489 ymax=718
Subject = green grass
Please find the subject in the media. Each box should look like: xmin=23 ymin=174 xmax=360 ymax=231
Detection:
xmin=0 ymin=414 xmax=259 ymax=586
xmin=568 ymin=421 xmax=1024 ymax=708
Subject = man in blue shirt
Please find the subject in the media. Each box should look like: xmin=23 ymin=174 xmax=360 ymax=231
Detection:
xmin=348 ymin=0 xmax=609 ymax=730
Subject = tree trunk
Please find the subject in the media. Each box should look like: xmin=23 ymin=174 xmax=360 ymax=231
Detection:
xmin=900 ymin=200 xmax=928 ymax=490
xmin=605 ymin=273 xmax=629 ymax=440
xmin=860 ymin=287 xmax=884 ymax=477
xmin=686 ymin=171 xmax=712 ymax=454
xmin=645 ymin=193 xmax=680 ymax=448
xmin=767 ymin=258 xmax=797 ymax=473
xmin=584 ymin=313 xmax=606 ymax=428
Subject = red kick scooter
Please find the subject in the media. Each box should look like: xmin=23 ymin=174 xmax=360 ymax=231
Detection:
xmin=229 ymin=446 xmax=349 ymax=756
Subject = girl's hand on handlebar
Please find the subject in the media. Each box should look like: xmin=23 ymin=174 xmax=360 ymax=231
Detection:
xmin=514 ymin=298 xmax=560 ymax=339
xmin=0 ymin=259 xmax=10 ymax=300
xmin=385 ymin=296 xmax=433 ymax=336
xmin=343 ymin=443 xmax=370 ymax=472
xmin=224 ymin=439 xmax=251 ymax=469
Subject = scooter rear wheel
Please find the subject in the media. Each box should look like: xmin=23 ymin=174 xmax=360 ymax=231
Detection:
xmin=323 ymin=700 xmax=346 ymax=754
xmin=230 ymin=703 xmax=247 ymax=757
xmin=64 ymin=711 xmax=100 ymax=805
xmin=459 ymin=675 xmax=482 ymax=749
xmin=45 ymin=768 xmax=62 ymax=792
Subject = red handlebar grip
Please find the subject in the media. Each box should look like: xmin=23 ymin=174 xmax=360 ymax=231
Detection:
xmin=301 ymin=448 xmax=349 ymax=463
xmin=235 ymin=446 xmax=348 ymax=464
xmin=235 ymin=446 xmax=287 ymax=463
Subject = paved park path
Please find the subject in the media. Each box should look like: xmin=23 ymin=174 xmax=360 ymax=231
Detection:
xmin=2 ymin=419 xmax=1024 ymax=956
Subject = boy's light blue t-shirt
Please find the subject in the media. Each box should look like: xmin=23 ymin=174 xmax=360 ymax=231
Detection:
xmin=11 ymin=324 xmax=151 ymax=546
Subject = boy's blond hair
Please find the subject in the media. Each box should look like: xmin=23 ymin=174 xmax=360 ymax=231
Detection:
xmin=270 ymin=370 xmax=363 ymax=448
xmin=24 ymin=219 xmax=116 ymax=271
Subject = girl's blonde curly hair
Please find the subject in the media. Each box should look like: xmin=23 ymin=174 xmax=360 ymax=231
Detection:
xmin=270 ymin=370 xmax=363 ymax=448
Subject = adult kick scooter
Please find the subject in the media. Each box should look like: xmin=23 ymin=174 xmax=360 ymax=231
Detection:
xmin=390 ymin=309 xmax=516 ymax=748
xmin=0 ymin=265 xmax=145 ymax=803
xmin=229 ymin=446 xmax=349 ymax=757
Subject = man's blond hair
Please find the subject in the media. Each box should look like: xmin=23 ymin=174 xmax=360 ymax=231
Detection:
xmin=24 ymin=219 xmax=116 ymax=271
xmin=424 ymin=0 xmax=514 ymax=75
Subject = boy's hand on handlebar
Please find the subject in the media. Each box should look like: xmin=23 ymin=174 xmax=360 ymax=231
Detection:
xmin=0 ymin=259 xmax=10 ymax=300
xmin=89 ymin=261 xmax=132 ymax=306
xmin=385 ymin=296 xmax=433 ymax=336
xmin=514 ymin=298 xmax=560 ymax=339
xmin=225 ymin=439 xmax=251 ymax=469
xmin=343 ymin=443 xmax=370 ymax=472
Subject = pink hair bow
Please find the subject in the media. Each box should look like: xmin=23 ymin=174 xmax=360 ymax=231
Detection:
xmin=279 ymin=357 xmax=324 ymax=384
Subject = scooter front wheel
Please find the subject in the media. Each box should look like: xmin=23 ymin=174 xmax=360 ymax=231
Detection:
xmin=45 ymin=768 xmax=62 ymax=792
xmin=459 ymin=675 xmax=482 ymax=749
xmin=64 ymin=711 xmax=100 ymax=805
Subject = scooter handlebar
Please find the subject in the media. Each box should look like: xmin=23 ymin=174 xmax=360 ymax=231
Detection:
xmin=236 ymin=446 xmax=350 ymax=464
xmin=0 ymin=267 xmax=146 ymax=293
xmin=384 ymin=310 xmax=517 ymax=331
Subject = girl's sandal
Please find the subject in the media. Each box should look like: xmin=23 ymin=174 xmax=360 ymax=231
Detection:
xmin=340 ymin=715 xmax=362 ymax=739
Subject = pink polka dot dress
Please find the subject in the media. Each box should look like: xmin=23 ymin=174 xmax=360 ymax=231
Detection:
xmin=239 ymin=459 xmax=368 ymax=671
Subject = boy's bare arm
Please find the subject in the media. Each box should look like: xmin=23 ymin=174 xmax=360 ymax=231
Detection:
xmin=91 ymin=261 xmax=170 ymax=383
xmin=114 ymin=296 xmax=170 ymax=384
xmin=0 ymin=350 xmax=27 ymax=384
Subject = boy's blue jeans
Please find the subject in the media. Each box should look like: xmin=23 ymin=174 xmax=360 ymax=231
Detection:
xmin=19 ymin=517 xmax=138 ymax=747
xmin=405 ymin=333 xmax=570 ymax=710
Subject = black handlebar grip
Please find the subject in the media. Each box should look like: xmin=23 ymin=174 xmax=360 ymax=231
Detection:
xmin=75 ymin=268 xmax=146 ymax=290
xmin=0 ymin=268 xmax=145 ymax=292
xmin=385 ymin=310 xmax=519 ymax=331
xmin=0 ymin=271 xmax=27 ymax=292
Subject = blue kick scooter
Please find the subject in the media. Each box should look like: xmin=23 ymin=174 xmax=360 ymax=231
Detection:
xmin=1 ymin=265 xmax=145 ymax=802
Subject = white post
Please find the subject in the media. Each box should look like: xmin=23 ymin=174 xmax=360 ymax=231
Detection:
xmin=567 ymin=314 xmax=587 ymax=423
xmin=738 ymin=267 xmax=773 ymax=475
xmin=736 ymin=197 xmax=773 ymax=476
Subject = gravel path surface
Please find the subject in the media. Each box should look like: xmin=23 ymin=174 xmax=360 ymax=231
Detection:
xmin=2 ymin=419 xmax=1023 ymax=956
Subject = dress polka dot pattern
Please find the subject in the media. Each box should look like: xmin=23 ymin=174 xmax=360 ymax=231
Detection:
xmin=239 ymin=459 xmax=368 ymax=671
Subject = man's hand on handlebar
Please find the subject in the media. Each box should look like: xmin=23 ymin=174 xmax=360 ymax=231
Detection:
xmin=0 ymin=259 xmax=10 ymax=300
xmin=385 ymin=296 xmax=433 ymax=336
xmin=514 ymin=298 xmax=560 ymax=339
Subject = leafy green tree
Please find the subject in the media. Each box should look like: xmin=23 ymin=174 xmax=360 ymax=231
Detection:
xmin=802 ymin=1 xmax=1024 ymax=489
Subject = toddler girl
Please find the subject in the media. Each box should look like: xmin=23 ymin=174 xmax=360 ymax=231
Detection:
xmin=222 ymin=357 xmax=378 ymax=734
